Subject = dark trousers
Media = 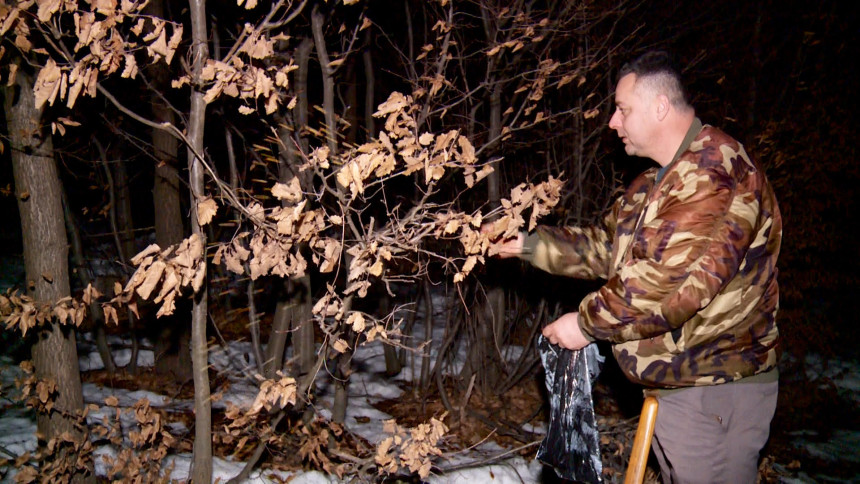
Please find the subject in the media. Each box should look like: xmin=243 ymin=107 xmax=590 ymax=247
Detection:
xmin=651 ymin=380 xmax=778 ymax=484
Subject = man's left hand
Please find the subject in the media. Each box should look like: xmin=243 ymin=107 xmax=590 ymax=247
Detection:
xmin=542 ymin=311 xmax=591 ymax=350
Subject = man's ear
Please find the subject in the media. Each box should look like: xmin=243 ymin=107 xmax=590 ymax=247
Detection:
xmin=655 ymin=94 xmax=670 ymax=121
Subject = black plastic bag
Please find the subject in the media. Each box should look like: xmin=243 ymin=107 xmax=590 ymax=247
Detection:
xmin=536 ymin=335 xmax=604 ymax=483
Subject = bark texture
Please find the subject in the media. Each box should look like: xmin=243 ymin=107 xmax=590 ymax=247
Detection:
xmin=148 ymin=0 xmax=192 ymax=382
xmin=187 ymin=0 xmax=212 ymax=480
xmin=5 ymin=70 xmax=92 ymax=482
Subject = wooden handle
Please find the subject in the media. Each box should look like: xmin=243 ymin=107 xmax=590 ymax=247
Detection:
xmin=624 ymin=396 xmax=659 ymax=484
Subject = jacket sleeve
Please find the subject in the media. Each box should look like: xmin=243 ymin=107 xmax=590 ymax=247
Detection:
xmin=578 ymin=163 xmax=756 ymax=344
xmin=519 ymin=205 xmax=618 ymax=280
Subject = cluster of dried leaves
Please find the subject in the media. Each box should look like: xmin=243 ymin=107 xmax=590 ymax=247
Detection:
xmin=0 ymin=1 xmax=179 ymax=109
xmin=14 ymin=360 xmax=58 ymax=414
xmin=7 ymin=430 xmax=94 ymax=484
xmin=117 ymin=233 xmax=206 ymax=318
xmin=7 ymin=362 xmax=175 ymax=483
xmin=97 ymin=396 xmax=176 ymax=483
xmin=375 ymin=415 xmax=449 ymax=479
xmin=0 ymin=285 xmax=97 ymax=337
xmin=0 ymin=0 xmax=298 ymax=116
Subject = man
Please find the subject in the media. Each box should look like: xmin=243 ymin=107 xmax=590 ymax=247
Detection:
xmin=492 ymin=51 xmax=781 ymax=483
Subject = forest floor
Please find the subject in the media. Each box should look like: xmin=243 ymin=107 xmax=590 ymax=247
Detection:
xmin=1 ymin=294 xmax=859 ymax=482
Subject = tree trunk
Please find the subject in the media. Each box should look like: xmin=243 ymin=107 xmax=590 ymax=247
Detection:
xmin=152 ymin=120 xmax=184 ymax=249
xmin=267 ymin=117 xmax=315 ymax=379
xmin=312 ymin=5 xmax=338 ymax=157
xmin=360 ymin=29 xmax=401 ymax=377
xmin=345 ymin=59 xmax=358 ymax=145
xmin=312 ymin=5 xmax=354 ymax=425
xmin=5 ymin=70 xmax=93 ymax=483
xmin=112 ymin=158 xmax=136 ymax=270
xmin=363 ymin=28 xmax=376 ymax=140
xmin=148 ymin=0 xmax=192 ymax=382
xmin=267 ymin=277 xmax=311 ymax=379
xmin=95 ymin=138 xmax=143 ymax=374
xmin=295 ymin=37 xmax=313 ymax=155
xmin=187 ymin=0 xmax=212 ymax=481
xmin=61 ymin=187 xmax=117 ymax=374
xmin=478 ymin=64 xmax=506 ymax=390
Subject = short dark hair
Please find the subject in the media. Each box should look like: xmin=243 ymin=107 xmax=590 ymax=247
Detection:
xmin=619 ymin=51 xmax=690 ymax=109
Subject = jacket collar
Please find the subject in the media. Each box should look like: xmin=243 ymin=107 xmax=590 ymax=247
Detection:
xmin=671 ymin=117 xmax=703 ymax=164
xmin=656 ymin=117 xmax=703 ymax=183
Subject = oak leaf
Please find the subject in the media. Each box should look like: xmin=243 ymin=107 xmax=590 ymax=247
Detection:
xmin=33 ymin=59 xmax=62 ymax=109
xmin=196 ymin=197 xmax=218 ymax=226
xmin=347 ymin=312 xmax=366 ymax=333
xmin=271 ymin=177 xmax=302 ymax=203
xmin=332 ymin=339 xmax=350 ymax=354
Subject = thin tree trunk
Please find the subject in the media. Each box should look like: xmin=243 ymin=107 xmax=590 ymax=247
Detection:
xmin=480 ymin=68 xmax=505 ymax=389
xmin=267 ymin=40 xmax=316 ymax=385
xmin=5 ymin=70 xmax=94 ymax=483
xmin=486 ymin=82 xmax=505 ymax=345
xmin=312 ymin=5 xmax=354 ymax=425
xmin=331 ymin=296 xmax=354 ymax=424
xmin=112 ymin=157 xmax=136 ymax=271
xmin=473 ymin=4 xmax=507 ymax=390
xmin=265 ymin=40 xmax=315 ymax=379
xmin=152 ymin=124 xmax=184 ymax=249
xmin=363 ymin=28 xmax=376 ymax=140
xmin=95 ymin=139 xmax=141 ymax=374
xmin=312 ymin=5 xmax=338 ymax=156
xmin=419 ymin=280 xmax=434 ymax=391
xmin=345 ymin=59 xmax=358 ymax=145
xmin=246 ymin=269 xmax=266 ymax=375
xmin=379 ymin=288 xmax=401 ymax=376
xmin=61 ymin=187 xmax=117 ymax=374
xmin=187 ymin=0 xmax=212 ymax=481
xmin=361 ymin=28 xmax=401 ymax=377
xmin=295 ymin=37 xmax=313 ymax=155
xmin=223 ymin=121 xmax=266 ymax=376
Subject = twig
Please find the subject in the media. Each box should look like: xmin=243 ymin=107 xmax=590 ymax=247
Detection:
xmin=460 ymin=373 xmax=477 ymax=424
xmin=245 ymin=263 xmax=266 ymax=376
xmin=465 ymin=408 xmax=542 ymax=444
xmin=435 ymin=440 xmax=541 ymax=473
xmin=0 ymin=443 xmax=19 ymax=459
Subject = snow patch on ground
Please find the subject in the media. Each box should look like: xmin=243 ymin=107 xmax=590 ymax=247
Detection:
xmin=803 ymin=354 xmax=860 ymax=405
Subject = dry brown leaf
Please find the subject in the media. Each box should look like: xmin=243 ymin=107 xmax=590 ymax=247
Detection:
xmin=196 ymin=197 xmax=218 ymax=226
xmin=0 ymin=8 xmax=20 ymax=37
xmin=366 ymin=324 xmax=387 ymax=342
xmin=239 ymin=29 xmax=274 ymax=60
xmin=369 ymin=259 xmax=384 ymax=277
xmin=135 ymin=260 xmax=165 ymax=300
xmin=332 ymin=338 xmax=350 ymax=353
xmin=155 ymin=292 xmax=176 ymax=317
xmin=145 ymin=27 xmax=169 ymax=62
xmin=271 ymin=178 xmax=302 ymax=203
xmin=131 ymin=244 xmax=161 ymax=265
xmin=347 ymin=312 xmax=366 ymax=333
xmin=33 ymin=58 xmax=62 ymax=109
xmin=37 ymin=0 xmax=61 ymax=23
xmin=317 ymin=238 xmax=340 ymax=273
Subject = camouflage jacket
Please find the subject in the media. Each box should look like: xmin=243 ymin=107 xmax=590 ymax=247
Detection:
xmin=522 ymin=119 xmax=782 ymax=388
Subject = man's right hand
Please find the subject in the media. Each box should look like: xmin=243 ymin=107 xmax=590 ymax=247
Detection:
xmin=481 ymin=223 xmax=525 ymax=259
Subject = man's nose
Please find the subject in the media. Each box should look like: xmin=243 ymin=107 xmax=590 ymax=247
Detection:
xmin=608 ymin=110 xmax=621 ymax=131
